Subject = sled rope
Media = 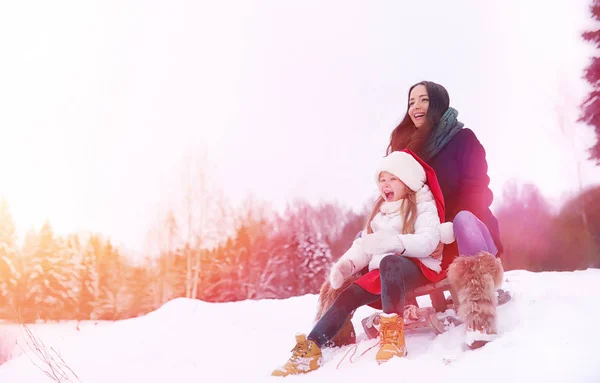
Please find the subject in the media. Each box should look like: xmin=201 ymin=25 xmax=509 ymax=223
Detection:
xmin=336 ymin=343 xmax=359 ymax=369
xmin=360 ymin=341 xmax=379 ymax=357
xmin=404 ymin=305 xmax=420 ymax=321
xmin=336 ymin=339 xmax=383 ymax=370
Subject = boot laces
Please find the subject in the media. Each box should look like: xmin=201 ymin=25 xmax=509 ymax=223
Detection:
xmin=290 ymin=341 xmax=309 ymax=360
xmin=380 ymin=321 xmax=401 ymax=345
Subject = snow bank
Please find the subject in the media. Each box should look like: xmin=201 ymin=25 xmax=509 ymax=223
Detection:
xmin=0 ymin=320 xmax=108 ymax=366
xmin=0 ymin=269 xmax=598 ymax=382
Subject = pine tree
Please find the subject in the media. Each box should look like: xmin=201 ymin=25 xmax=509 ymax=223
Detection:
xmin=19 ymin=227 xmax=39 ymax=321
xmin=94 ymin=240 xmax=130 ymax=320
xmin=580 ymin=0 xmax=600 ymax=164
xmin=216 ymin=238 xmax=244 ymax=301
xmin=255 ymin=234 xmax=295 ymax=299
xmin=25 ymin=221 xmax=73 ymax=320
xmin=0 ymin=198 xmax=19 ymax=311
xmin=199 ymin=247 xmax=226 ymax=301
xmin=165 ymin=246 xmax=187 ymax=299
xmin=295 ymin=231 xmax=332 ymax=295
xmin=53 ymin=235 xmax=83 ymax=318
xmin=233 ymin=224 xmax=252 ymax=298
xmin=126 ymin=260 xmax=158 ymax=317
xmin=242 ymin=226 xmax=285 ymax=300
xmin=204 ymin=239 xmax=243 ymax=302
xmin=78 ymin=236 xmax=100 ymax=319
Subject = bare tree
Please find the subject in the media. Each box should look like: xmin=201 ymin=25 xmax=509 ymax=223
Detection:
xmin=181 ymin=149 xmax=230 ymax=299
xmin=555 ymin=74 xmax=589 ymax=230
xmin=13 ymin=309 xmax=81 ymax=383
xmin=150 ymin=147 xmax=229 ymax=301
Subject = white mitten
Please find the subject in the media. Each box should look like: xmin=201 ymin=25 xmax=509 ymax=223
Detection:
xmin=328 ymin=259 xmax=355 ymax=289
xmin=329 ymin=266 xmax=344 ymax=290
xmin=360 ymin=231 xmax=405 ymax=255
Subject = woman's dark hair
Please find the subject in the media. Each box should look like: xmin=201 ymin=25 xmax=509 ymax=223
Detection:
xmin=386 ymin=81 xmax=450 ymax=155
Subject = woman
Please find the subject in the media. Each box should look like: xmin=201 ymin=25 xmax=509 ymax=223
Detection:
xmin=388 ymin=81 xmax=502 ymax=266
xmin=271 ymin=81 xmax=502 ymax=377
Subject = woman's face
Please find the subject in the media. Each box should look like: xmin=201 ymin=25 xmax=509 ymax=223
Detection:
xmin=408 ymin=84 xmax=429 ymax=129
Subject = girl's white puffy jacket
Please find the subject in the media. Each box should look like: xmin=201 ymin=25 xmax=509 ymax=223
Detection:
xmin=341 ymin=185 xmax=455 ymax=273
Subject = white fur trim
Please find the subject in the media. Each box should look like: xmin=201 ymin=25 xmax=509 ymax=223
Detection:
xmin=380 ymin=200 xmax=403 ymax=215
xmin=440 ymin=222 xmax=455 ymax=244
xmin=375 ymin=151 xmax=426 ymax=192
xmin=416 ymin=185 xmax=434 ymax=203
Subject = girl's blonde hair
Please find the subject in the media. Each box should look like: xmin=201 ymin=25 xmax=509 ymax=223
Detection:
xmin=364 ymin=189 xmax=418 ymax=235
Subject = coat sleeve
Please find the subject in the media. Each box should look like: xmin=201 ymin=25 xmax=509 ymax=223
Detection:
xmin=398 ymin=201 xmax=441 ymax=258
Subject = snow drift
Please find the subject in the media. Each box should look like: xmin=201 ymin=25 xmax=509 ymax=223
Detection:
xmin=0 ymin=269 xmax=599 ymax=382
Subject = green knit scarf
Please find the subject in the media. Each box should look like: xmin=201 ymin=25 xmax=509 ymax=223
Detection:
xmin=420 ymin=107 xmax=464 ymax=161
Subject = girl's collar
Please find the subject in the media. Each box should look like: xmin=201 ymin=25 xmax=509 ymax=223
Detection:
xmin=380 ymin=199 xmax=403 ymax=215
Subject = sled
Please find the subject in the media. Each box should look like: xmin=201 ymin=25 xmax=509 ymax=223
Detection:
xmin=361 ymin=278 xmax=512 ymax=338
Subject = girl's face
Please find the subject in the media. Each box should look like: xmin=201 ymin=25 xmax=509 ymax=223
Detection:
xmin=408 ymin=84 xmax=429 ymax=129
xmin=378 ymin=171 xmax=408 ymax=202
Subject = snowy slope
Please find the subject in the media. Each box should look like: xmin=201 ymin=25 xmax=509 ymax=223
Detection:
xmin=0 ymin=269 xmax=599 ymax=382
xmin=0 ymin=320 xmax=109 ymax=366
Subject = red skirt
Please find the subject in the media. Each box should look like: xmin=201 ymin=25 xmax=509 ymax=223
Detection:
xmin=353 ymin=257 xmax=450 ymax=310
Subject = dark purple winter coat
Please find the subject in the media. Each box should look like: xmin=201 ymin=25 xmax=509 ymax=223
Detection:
xmin=427 ymin=128 xmax=503 ymax=259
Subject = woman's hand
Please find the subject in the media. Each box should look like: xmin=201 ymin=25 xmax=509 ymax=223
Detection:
xmin=430 ymin=242 xmax=444 ymax=260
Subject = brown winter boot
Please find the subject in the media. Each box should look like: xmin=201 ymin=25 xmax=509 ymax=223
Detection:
xmin=375 ymin=313 xmax=407 ymax=364
xmin=271 ymin=334 xmax=323 ymax=377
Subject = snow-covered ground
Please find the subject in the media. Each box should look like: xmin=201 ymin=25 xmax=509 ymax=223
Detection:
xmin=0 ymin=269 xmax=599 ymax=382
xmin=0 ymin=320 xmax=109 ymax=366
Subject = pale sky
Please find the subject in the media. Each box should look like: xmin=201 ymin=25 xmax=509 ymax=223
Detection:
xmin=1 ymin=0 xmax=599 ymax=255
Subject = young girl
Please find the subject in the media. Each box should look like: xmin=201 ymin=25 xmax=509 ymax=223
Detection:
xmin=272 ymin=149 xmax=454 ymax=377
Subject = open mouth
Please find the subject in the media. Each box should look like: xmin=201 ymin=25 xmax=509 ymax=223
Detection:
xmin=384 ymin=190 xmax=395 ymax=201
xmin=414 ymin=112 xmax=425 ymax=120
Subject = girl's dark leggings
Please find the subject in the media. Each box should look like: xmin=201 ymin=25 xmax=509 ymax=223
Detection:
xmin=308 ymin=255 xmax=428 ymax=348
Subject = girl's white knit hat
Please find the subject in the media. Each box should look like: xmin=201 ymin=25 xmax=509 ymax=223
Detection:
xmin=375 ymin=151 xmax=426 ymax=191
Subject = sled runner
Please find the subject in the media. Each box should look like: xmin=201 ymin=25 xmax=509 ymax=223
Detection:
xmin=361 ymin=278 xmax=512 ymax=338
